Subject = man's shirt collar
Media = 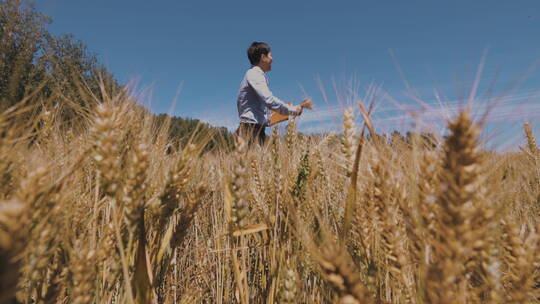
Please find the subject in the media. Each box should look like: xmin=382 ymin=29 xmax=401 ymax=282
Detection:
xmin=252 ymin=65 xmax=264 ymax=73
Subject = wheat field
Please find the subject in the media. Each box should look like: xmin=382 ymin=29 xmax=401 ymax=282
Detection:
xmin=0 ymin=86 xmax=539 ymax=304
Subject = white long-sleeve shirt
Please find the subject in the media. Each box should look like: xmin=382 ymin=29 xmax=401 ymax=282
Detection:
xmin=236 ymin=66 xmax=297 ymax=126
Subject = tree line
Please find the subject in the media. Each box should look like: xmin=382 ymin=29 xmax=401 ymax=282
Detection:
xmin=0 ymin=0 xmax=234 ymax=151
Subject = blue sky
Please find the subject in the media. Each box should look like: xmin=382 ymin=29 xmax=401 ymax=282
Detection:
xmin=36 ymin=0 xmax=540 ymax=151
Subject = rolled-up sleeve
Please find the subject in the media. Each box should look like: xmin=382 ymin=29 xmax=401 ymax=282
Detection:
xmin=246 ymin=69 xmax=297 ymax=115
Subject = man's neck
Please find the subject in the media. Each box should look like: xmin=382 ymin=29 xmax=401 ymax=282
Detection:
xmin=255 ymin=64 xmax=268 ymax=73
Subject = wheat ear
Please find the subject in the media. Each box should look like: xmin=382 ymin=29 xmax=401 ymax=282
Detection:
xmin=426 ymin=110 xmax=497 ymax=304
xmin=317 ymin=242 xmax=373 ymax=304
xmin=523 ymin=122 xmax=538 ymax=156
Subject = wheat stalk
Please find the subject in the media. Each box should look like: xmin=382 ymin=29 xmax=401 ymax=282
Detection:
xmin=0 ymin=199 xmax=27 ymax=304
xmin=317 ymin=242 xmax=373 ymax=304
xmin=70 ymin=240 xmax=97 ymax=304
xmin=341 ymin=107 xmax=356 ymax=177
xmin=425 ymin=110 xmax=501 ymax=304
xmin=523 ymin=122 xmax=538 ymax=155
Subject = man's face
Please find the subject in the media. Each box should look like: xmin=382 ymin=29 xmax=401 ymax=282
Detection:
xmin=260 ymin=52 xmax=273 ymax=72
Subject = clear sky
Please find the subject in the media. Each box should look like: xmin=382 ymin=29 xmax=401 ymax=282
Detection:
xmin=36 ymin=0 xmax=540 ymax=150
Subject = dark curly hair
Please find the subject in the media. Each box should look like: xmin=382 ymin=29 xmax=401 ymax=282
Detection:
xmin=247 ymin=41 xmax=271 ymax=65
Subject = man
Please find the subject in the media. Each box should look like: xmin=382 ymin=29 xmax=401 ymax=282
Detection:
xmin=236 ymin=41 xmax=306 ymax=145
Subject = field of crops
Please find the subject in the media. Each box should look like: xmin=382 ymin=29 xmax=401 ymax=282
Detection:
xmin=1 ymin=88 xmax=539 ymax=303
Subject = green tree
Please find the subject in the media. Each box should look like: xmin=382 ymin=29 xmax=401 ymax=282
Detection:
xmin=0 ymin=0 xmax=49 ymax=111
xmin=0 ymin=0 xmax=233 ymax=150
xmin=36 ymin=33 xmax=120 ymax=123
xmin=156 ymin=114 xmax=234 ymax=152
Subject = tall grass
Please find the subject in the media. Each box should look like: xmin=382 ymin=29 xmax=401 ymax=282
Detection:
xmin=0 ymin=87 xmax=539 ymax=304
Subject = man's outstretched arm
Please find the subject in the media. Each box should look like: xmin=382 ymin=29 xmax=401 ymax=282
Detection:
xmin=246 ymin=69 xmax=301 ymax=116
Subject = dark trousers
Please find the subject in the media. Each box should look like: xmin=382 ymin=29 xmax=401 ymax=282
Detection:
xmin=236 ymin=122 xmax=267 ymax=146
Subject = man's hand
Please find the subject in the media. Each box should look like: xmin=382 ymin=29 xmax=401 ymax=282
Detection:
xmin=293 ymin=98 xmax=314 ymax=116
xmin=300 ymin=98 xmax=314 ymax=109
